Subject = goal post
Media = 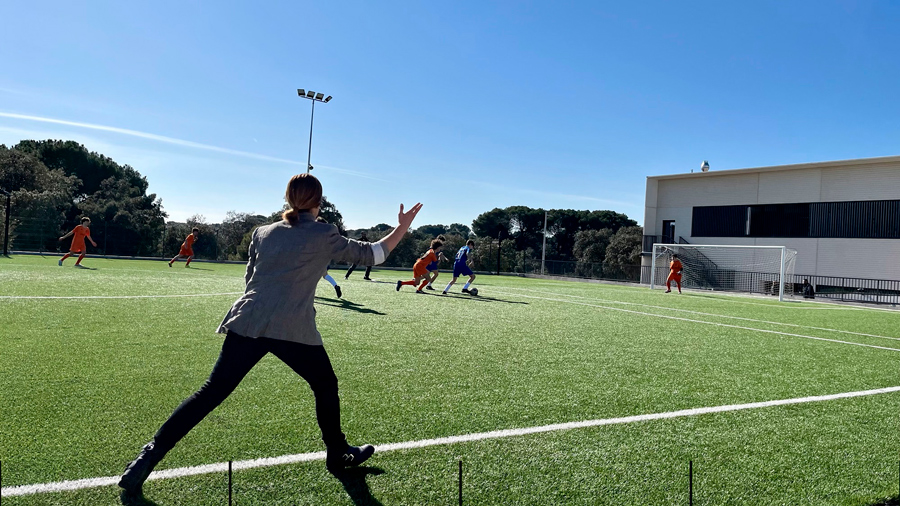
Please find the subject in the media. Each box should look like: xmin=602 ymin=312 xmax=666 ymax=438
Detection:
xmin=650 ymin=243 xmax=797 ymax=302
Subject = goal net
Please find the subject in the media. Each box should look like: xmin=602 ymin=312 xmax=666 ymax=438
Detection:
xmin=650 ymin=244 xmax=798 ymax=301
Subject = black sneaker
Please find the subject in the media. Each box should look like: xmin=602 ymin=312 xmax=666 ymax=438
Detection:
xmin=442 ymin=291 xmax=448 ymax=295
xmin=461 ymin=288 xmax=470 ymax=294
xmin=396 ymin=280 xmax=402 ymax=291
xmin=326 ymin=444 xmax=375 ymax=473
xmin=335 ymin=285 xmax=342 ymax=298
xmin=425 ymin=285 xmax=435 ymax=290
xmin=363 ymin=276 xmax=372 ymax=281
xmin=119 ymin=441 xmax=164 ymax=493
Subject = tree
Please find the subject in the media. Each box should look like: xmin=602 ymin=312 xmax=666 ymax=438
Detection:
xmin=0 ymin=146 xmax=80 ymax=251
xmin=573 ymin=228 xmax=613 ymax=264
xmin=415 ymin=224 xmax=448 ymax=237
xmin=603 ymin=226 xmax=644 ymax=280
xmin=220 ymin=211 xmax=268 ymax=260
xmin=319 ymin=196 xmax=345 ymax=234
xmin=471 ymin=208 xmax=511 ymax=240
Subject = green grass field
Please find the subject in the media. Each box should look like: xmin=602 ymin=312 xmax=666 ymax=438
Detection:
xmin=1 ymin=254 xmax=898 ymax=505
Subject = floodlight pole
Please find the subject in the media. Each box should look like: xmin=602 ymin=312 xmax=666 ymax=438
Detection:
xmin=541 ymin=211 xmax=547 ymax=275
xmin=1 ymin=188 xmax=10 ymax=257
xmin=297 ymin=89 xmax=333 ymax=174
xmin=306 ymin=100 xmax=315 ymax=174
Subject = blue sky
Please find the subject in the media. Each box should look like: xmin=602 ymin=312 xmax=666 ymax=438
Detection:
xmin=2 ymin=1 xmax=898 ymax=229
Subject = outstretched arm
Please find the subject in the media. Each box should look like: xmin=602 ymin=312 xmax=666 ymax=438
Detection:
xmin=59 ymin=230 xmax=74 ymax=241
xmin=376 ymin=203 xmax=423 ymax=255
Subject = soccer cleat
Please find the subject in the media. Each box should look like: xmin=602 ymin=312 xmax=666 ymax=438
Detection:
xmin=335 ymin=285 xmax=342 ymax=298
xmin=442 ymin=291 xmax=448 ymax=295
xmin=416 ymin=290 xmax=425 ymax=294
xmin=118 ymin=441 xmax=164 ymax=493
xmin=75 ymin=264 xmax=86 ymax=269
xmin=461 ymin=288 xmax=470 ymax=294
xmin=363 ymin=276 xmax=372 ymax=281
xmin=664 ymin=290 xmax=671 ymax=293
xmin=326 ymin=444 xmax=375 ymax=473
xmin=58 ymin=259 xmax=63 ymax=266
xmin=396 ymin=280 xmax=402 ymax=291
xmin=426 ymin=285 xmax=435 ymax=290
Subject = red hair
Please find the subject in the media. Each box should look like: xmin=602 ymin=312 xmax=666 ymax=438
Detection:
xmin=282 ymin=174 xmax=323 ymax=224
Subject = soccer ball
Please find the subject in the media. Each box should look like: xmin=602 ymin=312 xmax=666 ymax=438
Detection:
xmin=469 ymin=287 xmax=478 ymax=296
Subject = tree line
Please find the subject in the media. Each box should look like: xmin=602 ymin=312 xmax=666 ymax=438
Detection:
xmin=1 ymin=140 xmax=644 ymax=278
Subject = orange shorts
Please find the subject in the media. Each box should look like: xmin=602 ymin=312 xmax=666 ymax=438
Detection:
xmin=179 ymin=247 xmax=194 ymax=257
xmin=413 ymin=264 xmax=429 ymax=278
xmin=667 ymin=273 xmax=682 ymax=283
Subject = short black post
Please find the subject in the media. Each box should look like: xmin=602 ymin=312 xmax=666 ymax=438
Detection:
xmin=228 ymin=460 xmax=233 ymax=506
xmin=689 ymin=460 xmax=693 ymax=506
xmin=458 ymin=459 xmax=463 ymax=506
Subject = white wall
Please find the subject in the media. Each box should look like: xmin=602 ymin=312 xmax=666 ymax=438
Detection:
xmin=645 ymin=160 xmax=900 ymax=280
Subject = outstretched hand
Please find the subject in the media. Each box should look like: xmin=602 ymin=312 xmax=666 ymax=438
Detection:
xmin=398 ymin=203 xmax=423 ymax=229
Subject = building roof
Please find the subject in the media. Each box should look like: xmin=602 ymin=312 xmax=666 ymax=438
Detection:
xmin=647 ymin=154 xmax=900 ymax=181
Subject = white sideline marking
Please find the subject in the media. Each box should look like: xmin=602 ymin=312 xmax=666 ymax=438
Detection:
xmin=4 ymin=385 xmax=899 ymax=497
xmin=500 ymin=286 xmax=900 ymax=342
xmin=0 ymin=292 xmax=242 ymax=300
xmin=490 ymin=290 xmax=900 ymax=353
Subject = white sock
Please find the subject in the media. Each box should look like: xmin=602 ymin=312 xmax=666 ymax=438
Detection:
xmin=324 ymin=274 xmax=337 ymax=287
xmin=444 ymin=283 xmax=453 ymax=292
xmin=463 ymin=282 xmax=471 ymax=290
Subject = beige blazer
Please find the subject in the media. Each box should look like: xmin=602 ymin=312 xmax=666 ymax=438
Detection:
xmin=217 ymin=212 xmax=385 ymax=345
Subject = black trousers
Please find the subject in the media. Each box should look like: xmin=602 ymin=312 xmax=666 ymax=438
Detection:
xmin=153 ymin=331 xmax=346 ymax=454
xmin=345 ymin=264 xmax=372 ymax=278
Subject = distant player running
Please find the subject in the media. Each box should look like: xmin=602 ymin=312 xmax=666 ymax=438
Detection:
xmin=58 ymin=217 xmax=98 ymax=268
xmin=665 ymin=254 xmax=682 ymax=294
xmin=443 ymin=240 xmax=476 ymax=295
xmin=396 ymin=238 xmax=443 ymax=294
xmin=169 ymin=228 xmax=199 ymax=267
xmin=344 ymin=232 xmax=373 ymax=281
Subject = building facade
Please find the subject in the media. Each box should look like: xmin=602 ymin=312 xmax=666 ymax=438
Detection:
xmin=642 ymin=156 xmax=900 ymax=283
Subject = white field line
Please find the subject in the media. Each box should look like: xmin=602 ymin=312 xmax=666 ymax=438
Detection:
xmin=4 ymin=385 xmax=899 ymax=497
xmin=490 ymin=290 xmax=900 ymax=353
xmin=0 ymin=292 xmax=242 ymax=300
xmin=500 ymin=286 xmax=900 ymax=342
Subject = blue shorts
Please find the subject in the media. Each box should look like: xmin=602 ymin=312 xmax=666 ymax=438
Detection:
xmin=453 ymin=263 xmax=473 ymax=278
xmin=426 ymin=261 xmax=439 ymax=271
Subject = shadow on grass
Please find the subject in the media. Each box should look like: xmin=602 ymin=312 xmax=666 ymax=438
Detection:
xmin=315 ymin=297 xmax=386 ymax=315
xmin=120 ymin=490 xmax=162 ymax=506
xmin=866 ymin=496 xmax=899 ymax=506
xmin=334 ymin=466 xmax=385 ymax=506
xmin=440 ymin=292 xmax=528 ymax=305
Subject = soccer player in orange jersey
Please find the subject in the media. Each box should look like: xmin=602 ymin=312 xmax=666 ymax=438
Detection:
xmin=665 ymin=254 xmax=683 ymax=294
xmin=169 ymin=228 xmax=199 ymax=267
xmin=58 ymin=217 xmax=98 ymax=268
xmin=396 ymin=238 xmax=443 ymax=294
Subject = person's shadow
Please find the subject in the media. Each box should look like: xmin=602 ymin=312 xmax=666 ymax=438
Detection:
xmin=334 ymin=466 xmax=386 ymax=506
xmin=315 ymin=297 xmax=387 ymax=315
xmin=120 ymin=490 xmax=162 ymax=506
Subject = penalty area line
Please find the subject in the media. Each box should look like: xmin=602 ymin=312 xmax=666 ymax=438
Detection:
xmin=3 ymin=385 xmax=900 ymax=497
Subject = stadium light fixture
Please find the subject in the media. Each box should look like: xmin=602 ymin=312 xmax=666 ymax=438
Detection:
xmin=297 ymin=89 xmax=334 ymax=173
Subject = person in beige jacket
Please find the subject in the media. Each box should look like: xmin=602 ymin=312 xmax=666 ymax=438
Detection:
xmin=120 ymin=174 xmax=422 ymax=495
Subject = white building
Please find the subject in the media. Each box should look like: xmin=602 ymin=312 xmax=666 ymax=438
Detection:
xmin=642 ymin=156 xmax=900 ymax=283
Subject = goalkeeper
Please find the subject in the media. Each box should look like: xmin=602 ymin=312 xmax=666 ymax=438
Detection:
xmin=665 ymin=254 xmax=682 ymax=294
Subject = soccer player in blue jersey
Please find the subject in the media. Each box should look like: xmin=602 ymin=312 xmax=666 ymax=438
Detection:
xmin=443 ymin=239 xmax=477 ymax=295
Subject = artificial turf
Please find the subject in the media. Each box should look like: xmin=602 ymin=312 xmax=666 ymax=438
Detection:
xmin=1 ymin=254 xmax=898 ymax=505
